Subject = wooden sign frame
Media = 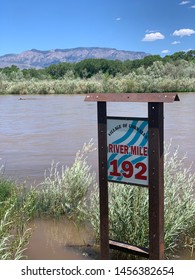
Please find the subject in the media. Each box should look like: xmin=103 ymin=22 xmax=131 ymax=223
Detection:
xmin=85 ymin=93 xmax=180 ymax=260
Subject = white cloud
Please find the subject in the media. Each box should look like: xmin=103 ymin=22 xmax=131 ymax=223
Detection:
xmin=171 ymin=40 xmax=181 ymax=45
xmin=116 ymin=17 xmax=121 ymax=21
xmin=142 ymin=32 xmax=165 ymax=42
xmin=161 ymin=50 xmax=170 ymax=54
xmin=173 ymin=28 xmax=195 ymax=37
xmin=179 ymin=1 xmax=190 ymax=5
xmin=191 ymin=5 xmax=195 ymax=8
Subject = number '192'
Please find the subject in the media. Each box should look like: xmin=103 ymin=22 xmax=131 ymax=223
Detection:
xmin=109 ymin=159 xmax=147 ymax=180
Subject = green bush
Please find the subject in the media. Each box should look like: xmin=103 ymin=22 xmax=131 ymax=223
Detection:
xmin=0 ymin=178 xmax=15 ymax=203
xmin=33 ymin=140 xmax=97 ymax=220
xmin=0 ymin=178 xmax=33 ymax=259
xmin=1 ymin=72 xmax=195 ymax=95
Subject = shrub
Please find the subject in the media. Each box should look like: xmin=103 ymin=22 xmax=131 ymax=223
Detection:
xmin=0 ymin=178 xmax=33 ymax=259
xmin=33 ymin=140 xmax=97 ymax=220
xmin=164 ymin=142 xmax=195 ymax=256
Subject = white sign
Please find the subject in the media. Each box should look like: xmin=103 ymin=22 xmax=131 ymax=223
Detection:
xmin=107 ymin=117 xmax=148 ymax=186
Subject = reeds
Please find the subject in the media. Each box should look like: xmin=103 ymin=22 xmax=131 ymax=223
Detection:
xmin=0 ymin=178 xmax=33 ymax=259
xmin=33 ymin=140 xmax=97 ymax=220
xmin=164 ymin=142 xmax=195 ymax=256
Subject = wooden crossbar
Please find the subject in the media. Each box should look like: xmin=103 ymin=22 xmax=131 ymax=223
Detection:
xmin=109 ymin=239 xmax=149 ymax=259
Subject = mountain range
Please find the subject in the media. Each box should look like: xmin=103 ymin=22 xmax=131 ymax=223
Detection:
xmin=0 ymin=47 xmax=149 ymax=69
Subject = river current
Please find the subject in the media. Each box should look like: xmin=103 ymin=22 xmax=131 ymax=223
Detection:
xmin=0 ymin=93 xmax=194 ymax=182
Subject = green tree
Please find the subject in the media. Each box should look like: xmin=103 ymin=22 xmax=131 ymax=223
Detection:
xmin=46 ymin=62 xmax=73 ymax=79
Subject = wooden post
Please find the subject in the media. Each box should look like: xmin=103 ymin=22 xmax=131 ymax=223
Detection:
xmin=97 ymin=101 xmax=109 ymax=259
xmin=148 ymin=102 xmax=164 ymax=259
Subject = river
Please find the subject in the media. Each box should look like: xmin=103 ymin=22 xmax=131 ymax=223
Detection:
xmin=0 ymin=93 xmax=194 ymax=182
xmin=0 ymin=93 xmax=195 ymax=259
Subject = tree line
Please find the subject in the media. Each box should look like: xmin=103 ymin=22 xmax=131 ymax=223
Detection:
xmin=1 ymin=50 xmax=195 ymax=81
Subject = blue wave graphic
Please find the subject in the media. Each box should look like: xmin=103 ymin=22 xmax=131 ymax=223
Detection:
xmin=126 ymin=121 xmax=148 ymax=147
xmin=113 ymin=120 xmax=138 ymax=144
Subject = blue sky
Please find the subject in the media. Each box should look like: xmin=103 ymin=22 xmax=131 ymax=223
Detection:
xmin=0 ymin=0 xmax=195 ymax=56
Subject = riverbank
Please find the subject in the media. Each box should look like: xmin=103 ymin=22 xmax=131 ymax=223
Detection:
xmin=1 ymin=75 xmax=195 ymax=95
xmin=1 ymin=141 xmax=195 ymax=260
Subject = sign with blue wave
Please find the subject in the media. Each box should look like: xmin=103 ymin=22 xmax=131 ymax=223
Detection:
xmin=107 ymin=117 xmax=148 ymax=186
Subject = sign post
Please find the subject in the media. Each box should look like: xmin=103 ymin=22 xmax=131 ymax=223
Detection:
xmin=85 ymin=93 xmax=179 ymax=260
xmin=148 ymin=102 xmax=164 ymax=259
xmin=97 ymin=101 xmax=109 ymax=259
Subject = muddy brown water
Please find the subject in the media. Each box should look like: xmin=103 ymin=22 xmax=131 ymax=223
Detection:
xmin=24 ymin=218 xmax=98 ymax=260
xmin=0 ymin=93 xmax=195 ymax=259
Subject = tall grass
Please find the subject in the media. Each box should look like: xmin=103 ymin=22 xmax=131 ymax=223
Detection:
xmin=0 ymin=177 xmax=33 ymax=259
xmin=33 ymin=140 xmax=97 ymax=220
xmin=89 ymin=142 xmax=195 ymax=258
xmin=164 ymin=142 xmax=195 ymax=256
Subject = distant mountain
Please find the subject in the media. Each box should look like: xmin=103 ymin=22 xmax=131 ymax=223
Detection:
xmin=0 ymin=47 xmax=150 ymax=69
